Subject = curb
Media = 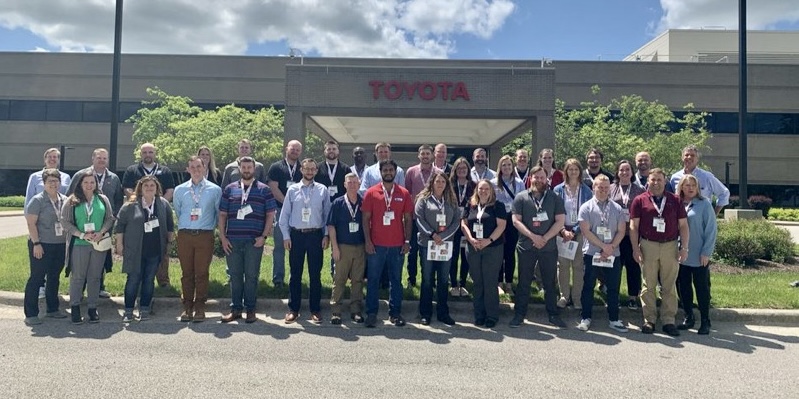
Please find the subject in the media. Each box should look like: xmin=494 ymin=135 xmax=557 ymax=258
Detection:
xmin=3 ymin=290 xmax=798 ymax=325
xmin=771 ymin=220 xmax=799 ymax=227
xmin=0 ymin=211 xmax=23 ymax=218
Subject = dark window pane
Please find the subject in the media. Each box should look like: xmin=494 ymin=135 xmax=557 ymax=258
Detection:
xmin=82 ymin=101 xmax=111 ymax=122
xmin=755 ymin=113 xmax=795 ymax=134
xmin=46 ymin=101 xmax=82 ymax=121
xmin=0 ymin=100 xmax=9 ymax=120
xmin=9 ymin=100 xmax=46 ymax=120
xmin=119 ymin=102 xmax=142 ymax=122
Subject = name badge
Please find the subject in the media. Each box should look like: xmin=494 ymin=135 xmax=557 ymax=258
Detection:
xmin=302 ymin=207 xmax=312 ymax=223
xmin=144 ymin=221 xmax=153 ymax=233
xmin=569 ymin=212 xmax=578 ymax=224
xmin=190 ymin=208 xmax=202 ymax=221
xmin=349 ymin=222 xmax=359 ymax=233
xmin=597 ymin=226 xmax=611 ymax=242
xmin=653 ymin=217 xmax=666 ymax=233
xmin=54 ymin=222 xmax=64 ymax=237
xmin=83 ymin=222 xmax=96 ymax=232
xmin=383 ymin=215 xmax=392 ymax=226
xmin=328 ymin=186 xmax=338 ymax=197
xmin=237 ymin=204 xmax=253 ymax=220
xmin=533 ymin=212 xmax=549 ymax=222
xmin=384 ymin=210 xmax=395 ymax=220
xmin=505 ymin=203 xmax=512 ymax=213
xmin=436 ymin=213 xmax=446 ymax=226
xmin=473 ymin=223 xmax=484 ymax=239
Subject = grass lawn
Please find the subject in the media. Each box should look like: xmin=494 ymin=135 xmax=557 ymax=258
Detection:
xmin=0 ymin=207 xmax=23 ymax=212
xmin=1 ymin=235 xmax=797 ymax=309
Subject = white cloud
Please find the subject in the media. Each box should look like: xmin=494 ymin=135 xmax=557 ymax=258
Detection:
xmin=0 ymin=0 xmax=516 ymax=58
xmin=658 ymin=0 xmax=799 ymax=32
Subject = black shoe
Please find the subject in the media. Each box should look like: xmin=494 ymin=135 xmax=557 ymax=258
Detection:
xmin=273 ymin=281 xmax=284 ymax=288
xmin=331 ymin=315 xmax=342 ymax=325
xmin=548 ymin=315 xmax=567 ymax=329
xmin=438 ymin=316 xmax=456 ymax=326
xmin=88 ymin=308 xmax=100 ymax=323
xmin=390 ymin=315 xmax=406 ymax=327
xmin=509 ymin=315 xmax=524 ymax=328
xmin=351 ymin=313 xmax=365 ymax=323
xmin=678 ymin=317 xmax=695 ymax=330
xmin=365 ymin=314 xmax=377 ymax=328
xmin=474 ymin=318 xmax=486 ymax=327
xmin=71 ymin=305 xmax=83 ymax=324
xmin=662 ymin=323 xmax=680 ymax=337
xmin=420 ymin=317 xmax=430 ymax=326
xmin=698 ymin=319 xmax=711 ymax=335
xmin=485 ymin=319 xmax=497 ymax=328
xmin=407 ymin=279 xmax=417 ymax=287
xmin=641 ymin=322 xmax=655 ymax=334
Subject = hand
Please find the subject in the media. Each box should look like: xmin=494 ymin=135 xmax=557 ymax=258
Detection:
xmin=283 ymin=239 xmax=292 ymax=250
xmin=254 ymin=236 xmax=265 ymax=248
xmin=561 ymin=230 xmax=574 ymax=242
xmin=700 ymin=255 xmax=710 ymax=267
xmin=476 ymin=238 xmax=491 ymax=250
xmin=601 ymin=244 xmax=613 ymax=257
xmin=531 ymin=234 xmax=547 ymax=249
xmin=401 ymin=243 xmax=410 ymax=255
xmin=365 ymin=241 xmax=376 ymax=255
xmin=322 ymin=236 xmax=329 ymax=250
xmin=633 ymin=248 xmax=643 ymax=263
xmin=678 ymin=249 xmax=688 ymax=263
xmin=432 ymin=233 xmax=444 ymax=246
xmin=331 ymin=245 xmax=341 ymax=262
xmin=32 ymin=244 xmax=44 ymax=260
xmin=220 ymin=236 xmax=233 ymax=255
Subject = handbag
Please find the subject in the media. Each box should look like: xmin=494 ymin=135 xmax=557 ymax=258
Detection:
xmin=90 ymin=233 xmax=113 ymax=252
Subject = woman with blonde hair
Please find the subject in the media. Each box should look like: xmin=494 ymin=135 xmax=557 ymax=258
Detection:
xmin=197 ymin=146 xmax=222 ymax=186
xmin=490 ymin=155 xmax=525 ymax=295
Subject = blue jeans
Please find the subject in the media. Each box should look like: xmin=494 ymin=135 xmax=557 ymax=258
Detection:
xmin=365 ymin=245 xmax=404 ymax=317
xmin=124 ymin=255 xmax=161 ymax=311
xmin=227 ymin=239 xmax=264 ymax=312
xmin=25 ymin=241 xmax=65 ymax=317
xmin=419 ymin=246 xmax=450 ymax=319
xmin=272 ymin=208 xmax=286 ymax=284
xmin=581 ymin=254 xmax=622 ymax=321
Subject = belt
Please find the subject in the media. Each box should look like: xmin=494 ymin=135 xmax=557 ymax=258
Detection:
xmin=641 ymin=237 xmax=677 ymax=244
xmin=179 ymin=229 xmax=214 ymax=235
xmin=290 ymin=227 xmax=323 ymax=233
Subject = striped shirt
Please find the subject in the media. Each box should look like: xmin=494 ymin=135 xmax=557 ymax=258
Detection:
xmin=219 ymin=180 xmax=277 ymax=240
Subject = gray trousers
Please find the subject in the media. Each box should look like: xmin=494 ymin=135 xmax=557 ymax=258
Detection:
xmin=69 ymin=245 xmax=107 ymax=307
xmin=467 ymin=244 xmax=503 ymax=322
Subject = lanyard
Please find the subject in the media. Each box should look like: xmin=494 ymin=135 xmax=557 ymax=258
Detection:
xmin=596 ymin=198 xmax=610 ymax=226
xmin=684 ymin=200 xmax=694 ymax=213
xmin=352 ymin=165 xmax=365 ymax=180
xmin=326 ymin=162 xmax=338 ymax=185
xmin=476 ymin=203 xmax=486 ymax=221
xmin=473 ymin=168 xmax=487 ymax=181
xmin=382 ymin=184 xmax=395 ymax=210
xmin=240 ymin=181 xmax=253 ymax=205
xmin=532 ymin=191 xmax=547 ymax=213
xmin=286 ymin=159 xmax=298 ymax=182
xmin=191 ymin=180 xmax=206 ymax=206
xmin=94 ymin=170 xmax=106 ymax=191
xmin=143 ymin=198 xmax=155 ymax=219
xmin=500 ymin=177 xmax=517 ymax=199
xmin=345 ymin=197 xmax=360 ymax=220
xmin=619 ymin=184 xmax=630 ymax=208
xmin=419 ymin=167 xmax=433 ymax=187
xmin=457 ymin=183 xmax=467 ymax=206
xmin=516 ymin=168 xmax=529 ymax=183
xmin=431 ymin=195 xmax=445 ymax=215
xmin=49 ymin=195 xmax=63 ymax=221
xmin=299 ymin=182 xmax=313 ymax=205
xmin=650 ymin=195 xmax=667 ymax=218
xmin=85 ymin=197 xmax=94 ymax=219
xmin=564 ymin=184 xmax=580 ymax=213
xmin=142 ymin=163 xmax=159 ymax=176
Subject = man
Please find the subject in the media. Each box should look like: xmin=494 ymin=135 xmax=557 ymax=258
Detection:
xmin=634 ymin=151 xmax=653 ymax=188
xmin=433 ymin=143 xmax=453 ymax=175
xmin=315 ymin=140 xmax=349 ymax=201
xmin=581 ymin=148 xmax=614 ymax=187
xmin=327 ymin=173 xmax=366 ymax=325
xmin=173 ymin=156 xmax=222 ymax=322
xmin=362 ymin=159 xmax=413 ymax=328
xmin=629 ymin=168 xmax=689 ymax=336
xmin=122 ymin=143 xmax=176 ymax=287
xmin=267 ymin=139 xmax=303 ymax=287
xmin=25 ymin=147 xmax=72 ymax=213
xmin=403 ymin=144 xmax=439 ymax=287
xmin=514 ymin=149 xmax=531 ymax=183
xmin=350 ymin=146 xmax=368 ymax=181
xmin=218 ymin=157 xmax=276 ymax=323
xmin=279 ymin=158 xmax=331 ymax=324
xmin=220 ymin=139 xmax=268 ymax=186
xmin=669 ymin=145 xmax=730 ymax=215
xmin=470 ymin=148 xmax=496 ymax=183
xmin=359 ymin=142 xmax=405 ymax=195
xmin=69 ymin=148 xmax=124 ymax=299
xmin=511 ymin=166 xmax=566 ymax=328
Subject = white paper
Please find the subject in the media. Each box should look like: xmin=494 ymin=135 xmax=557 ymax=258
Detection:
xmin=556 ymin=236 xmax=578 ymax=259
xmin=592 ymin=254 xmax=615 ymax=268
xmin=427 ymin=241 xmax=453 ymax=261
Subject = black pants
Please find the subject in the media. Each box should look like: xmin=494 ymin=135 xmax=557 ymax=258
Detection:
xmin=450 ymin=229 xmax=470 ymax=288
xmin=25 ymin=241 xmax=65 ymax=317
xmin=619 ymin=235 xmax=642 ymax=297
xmin=288 ymin=229 xmax=324 ymax=313
xmin=407 ymin=223 xmax=421 ymax=284
xmin=498 ymin=221 xmax=518 ymax=284
xmin=678 ymin=264 xmax=711 ymax=320
xmin=516 ymin=248 xmax=558 ymax=317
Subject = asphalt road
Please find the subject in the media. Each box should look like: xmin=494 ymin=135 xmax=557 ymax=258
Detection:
xmin=1 ymin=303 xmax=797 ymax=398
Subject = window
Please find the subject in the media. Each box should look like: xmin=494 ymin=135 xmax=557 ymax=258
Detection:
xmin=0 ymin=100 xmax=9 ymax=120
xmin=46 ymin=101 xmax=83 ymax=121
xmin=9 ymin=100 xmax=46 ymax=120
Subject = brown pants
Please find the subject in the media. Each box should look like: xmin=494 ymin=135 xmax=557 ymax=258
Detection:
xmin=177 ymin=231 xmax=214 ymax=305
xmin=156 ymin=245 xmax=171 ymax=286
xmin=330 ymin=243 xmax=365 ymax=315
xmin=640 ymin=239 xmax=679 ymax=325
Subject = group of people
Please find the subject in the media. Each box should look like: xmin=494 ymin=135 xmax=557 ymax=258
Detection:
xmin=23 ymin=139 xmax=726 ymax=337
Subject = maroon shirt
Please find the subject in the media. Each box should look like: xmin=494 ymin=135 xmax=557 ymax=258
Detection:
xmin=629 ymin=191 xmax=687 ymax=242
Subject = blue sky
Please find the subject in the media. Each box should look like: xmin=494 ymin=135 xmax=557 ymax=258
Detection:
xmin=0 ymin=0 xmax=797 ymax=60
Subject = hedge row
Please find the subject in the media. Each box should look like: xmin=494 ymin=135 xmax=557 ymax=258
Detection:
xmin=715 ymin=219 xmax=794 ymax=265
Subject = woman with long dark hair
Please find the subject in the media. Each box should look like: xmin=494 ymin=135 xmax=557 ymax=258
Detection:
xmin=609 ymin=159 xmax=645 ymax=309
xmin=448 ymin=157 xmax=475 ymax=297
xmin=491 ymin=155 xmax=525 ymax=296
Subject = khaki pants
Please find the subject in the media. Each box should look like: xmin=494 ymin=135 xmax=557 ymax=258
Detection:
xmin=558 ymin=233 xmax=584 ymax=305
xmin=639 ymin=239 xmax=679 ymax=325
xmin=330 ymin=243 xmax=365 ymax=315
xmin=177 ymin=231 xmax=214 ymax=305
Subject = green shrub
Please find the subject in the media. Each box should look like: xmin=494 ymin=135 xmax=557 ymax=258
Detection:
xmin=715 ymin=219 xmax=793 ymax=265
xmin=168 ymin=230 xmax=226 ymax=259
xmin=0 ymin=196 xmax=25 ymax=207
xmin=768 ymin=208 xmax=799 ymax=222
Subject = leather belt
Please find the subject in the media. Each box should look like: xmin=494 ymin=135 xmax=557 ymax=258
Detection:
xmin=179 ymin=229 xmax=213 ymax=235
xmin=291 ymin=227 xmax=323 ymax=233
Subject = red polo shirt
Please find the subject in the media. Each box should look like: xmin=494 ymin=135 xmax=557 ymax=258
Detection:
xmin=362 ymin=183 xmax=413 ymax=247
xmin=629 ymin=191 xmax=687 ymax=242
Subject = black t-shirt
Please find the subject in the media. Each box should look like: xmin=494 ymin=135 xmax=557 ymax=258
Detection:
xmin=141 ymin=203 xmax=161 ymax=258
xmin=314 ymin=160 xmax=350 ymax=201
xmin=463 ymin=202 xmax=506 ymax=248
xmin=122 ymin=163 xmax=176 ymax=192
xmin=267 ymin=159 xmax=302 ymax=205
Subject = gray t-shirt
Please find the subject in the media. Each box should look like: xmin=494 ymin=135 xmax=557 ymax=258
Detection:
xmin=512 ymin=189 xmax=565 ymax=252
xmin=26 ymin=191 xmax=68 ymax=244
xmin=578 ymin=198 xmax=624 ymax=256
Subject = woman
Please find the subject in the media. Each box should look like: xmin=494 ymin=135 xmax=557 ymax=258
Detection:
xmin=415 ymin=171 xmax=461 ymax=326
xmin=449 ymin=157 xmax=476 ymax=298
xmin=115 ymin=176 xmax=175 ymax=323
xmin=553 ymin=158 xmax=593 ymax=309
xmin=676 ymin=174 xmax=717 ymax=335
xmin=23 ymin=169 xmax=69 ymax=325
xmin=490 ymin=155 xmax=525 ymax=296
xmin=532 ymin=148 xmax=563 ymax=189
xmin=198 ymin=145 xmax=222 ymax=186
xmin=610 ymin=160 xmax=646 ymax=309
xmin=61 ymin=172 xmax=114 ymax=324
xmin=461 ymin=179 xmax=506 ymax=328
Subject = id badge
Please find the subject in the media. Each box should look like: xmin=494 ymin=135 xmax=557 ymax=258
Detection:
xmin=349 ymin=222 xmax=359 ymax=233
xmin=328 ymin=186 xmax=338 ymax=197
xmin=83 ymin=222 xmax=96 ymax=232
xmin=302 ymin=207 xmax=312 ymax=223
xmin=534 ymin=211 xmax=549 ymax=222
xmin=653 ymin=217 xmax=666 ymax=233
xmin=597 ymin=226 xmax=611 ymax=242
xmin=473 ymin=223 xmax=484 ymax=239
xmin=382 ymin=215 xmax=392 ymax=226
xmin=54 ymin=222 xmax=64 ymax=237
xmin=144 ymin=221 xmax=153 ymax=233
xmin=384 ymin=210 xmax=395 ymax=221
xmin=237 ymin=204 xmax=253 ymax=220
xmin=569 ymin=212 xmax=578 ymax=224
xmin=149 ymin=218 xmax=160 ymax=228
xmin=436 ymin=213 xmax=446 ymax=226
xmin=190 ymin=208 xmax=202 ymax=221
xmin=505 ymin=203 xmax=512 ymax=213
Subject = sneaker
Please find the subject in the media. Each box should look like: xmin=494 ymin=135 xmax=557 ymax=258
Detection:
xmin=626 ymin=298 xmax=639 ymax=310
xmin=365 ymin=314 xmax=377 ymax=328
xmin=577 ymin=318 xmax=591 ymax=331
xmin=98 ymin=290 xmax=111 ymax=299
xmin=38 ymin=287 xmax=46 ymax=299
xmin=87 ymin=308 xmax=100 ymax=323
xmin=390 ymin=315 xmax=406 ymax=327
xmin=459 ymin=287 xmax=470 ymax=297
xmin=45 ymin=310 xmax=68 ymax=319
xmin=556 ymin=297 xmax=568 ymax=309
xmin=609 ymin=320 xmax=629 ymax=333
xmin=122 ymin=312 xmax=135 ymax=323
xmin=509 ymin=315 xmax=524 ymax=328
xmin=449 ymin=287 xmax=461 ymax=297
xmin=331 ymin=314 xmax=342 ymax=325
xmin=351 ymin=313 xmax=365 ymax=323
xmin=24 ymin=316 xmax=42 ymax=326
xmin=138 ymin=310 xmax=150 ymax=321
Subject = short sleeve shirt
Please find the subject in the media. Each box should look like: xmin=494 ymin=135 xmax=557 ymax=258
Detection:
xmin=122 ymin=163 xmax=175 ymax=192
xmin=27 ymin=192 xmax=68 ymax=244
xmin=327 ymin=195 xmax=365 ymax=245
xmin=629 ymin=191 xmax=687 ymax=242
xmin=512 ymin=189 xmax=565 ymax=252
xmin=463 ymin=202 xmax=506 ymax=248
xmin=361 ymin=183 xmax=413 ymax=247
xmin=578 ymin=198 xmax=624 ymax=256
xmin=219 ymin=181 xmax=277 ymax=240
xmin=267 ymin=159 xmax=302 ymax=205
